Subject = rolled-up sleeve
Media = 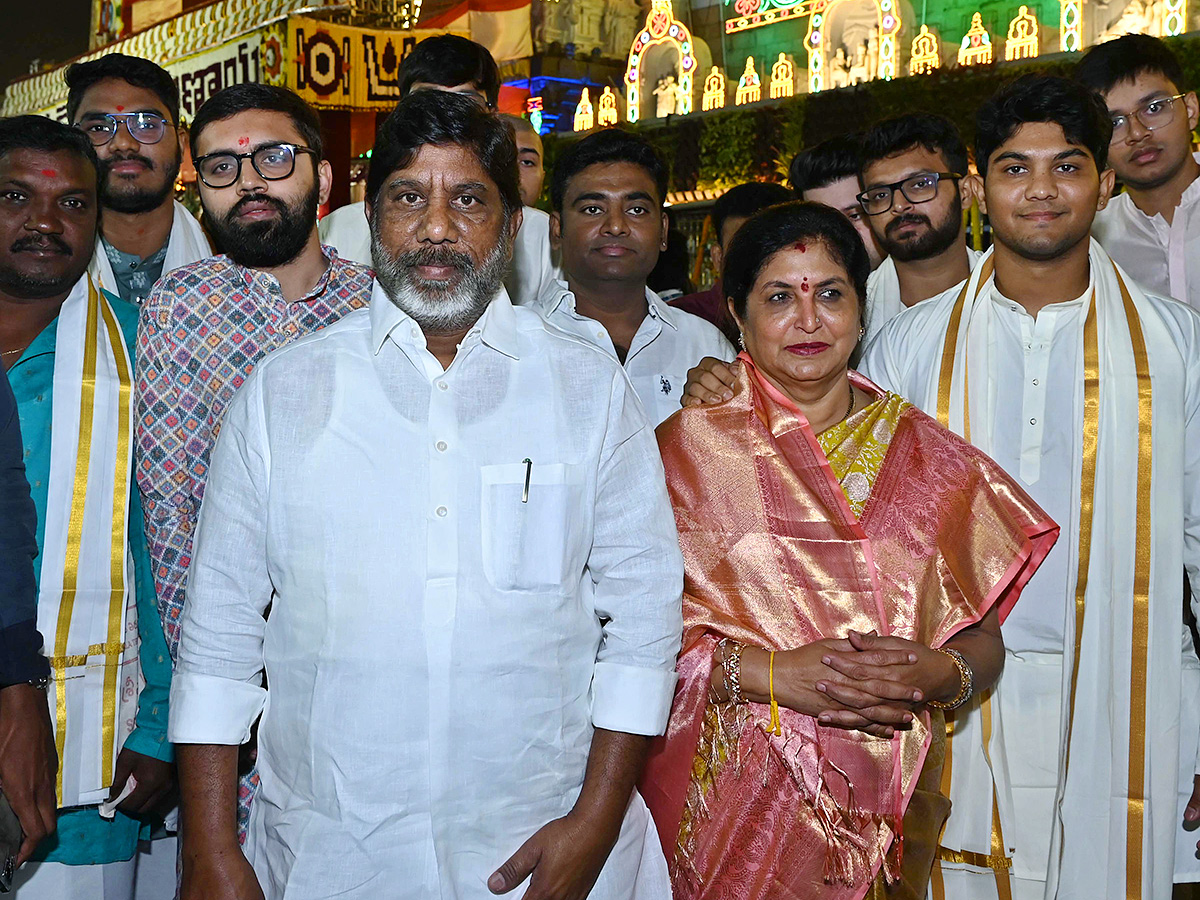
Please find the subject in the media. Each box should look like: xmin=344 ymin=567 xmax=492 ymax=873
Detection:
xmin=167 ymin=374 xmax=272 ymax=746
xmin=588 ymin=372 xmax=683 ymax=736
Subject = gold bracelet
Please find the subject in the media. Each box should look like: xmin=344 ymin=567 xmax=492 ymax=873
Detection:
xmin=927 ymin=647 xmax=974 ymax=710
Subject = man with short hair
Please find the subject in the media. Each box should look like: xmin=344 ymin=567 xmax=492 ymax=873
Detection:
xmin=789 ymin=134 xmax=885 ymax=269
xmin=134 ymin=84 xmax=373 ymax=837
xmin=0 ymin=115 xmax=174 ymax=900
xmin=860 ymin=74 xmax=1200 ymax=900
xmin=318 ymin=36 xmax=559 ymax=307
xmin=858 ymin=113 xmax=980 ymax=343
xmin=1078 ymin=34 xmax=1200 ymax=309
xmin=66 ymin=54 xmax=210 ymax=305
xmin=169 ymin=89 xmax=681 ymax=900
xmin=671 ymin=181 xmax=792 ymax=344
xmin=543 ymin=129 xmax=733 ymax=424
xmin=499 ymin=112 xmax=545 ymax=206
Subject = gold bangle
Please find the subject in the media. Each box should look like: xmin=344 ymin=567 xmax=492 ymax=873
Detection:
xmin=927 ymin=647 xmax=974 ymax=710
xmin=767 ymin=650 xmax=782 ymax=735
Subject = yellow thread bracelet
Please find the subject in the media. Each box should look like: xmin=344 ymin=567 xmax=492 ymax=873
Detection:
xmin=768 ymin=650 xmax=782 ymax=735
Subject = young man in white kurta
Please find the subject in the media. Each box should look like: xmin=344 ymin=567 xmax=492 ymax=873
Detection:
xmin=860 ymin=74 xmax=1200 ymax=900
xmin=169 ymin=90 xmax=682 ymax=900
xmin=1078 ymin=34 xmax=1200 ymax=310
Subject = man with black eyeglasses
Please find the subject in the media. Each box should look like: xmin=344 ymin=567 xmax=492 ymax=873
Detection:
xmin=65 ymin=54 xmax=210 ymax=305
xmin=1078 ymin=34 xmax=1200 ymax=311
xmin=133 ymin=83 xmax=373 ymax=844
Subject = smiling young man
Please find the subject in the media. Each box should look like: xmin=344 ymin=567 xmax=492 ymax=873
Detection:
xmin=66 ymin=54 xmax=210 ymax=305
xmin=0 ymin=116 xmax=175 ymax=900
xmin=542 ymin=129 xmax=733 ymax=424
xmin=167 ymin=89 xmax=682 ymax=900
xmin=858 ymin=74 xmax=1200 ymax=900
xmin=133 ymin=84 xmax=373 ymax=842
xmin=1078 ymin=34 xmax=1200 ymax=309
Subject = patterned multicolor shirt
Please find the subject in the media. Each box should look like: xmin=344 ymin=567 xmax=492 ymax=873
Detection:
xmin=134 ymin=247 xmax=371 ymax=831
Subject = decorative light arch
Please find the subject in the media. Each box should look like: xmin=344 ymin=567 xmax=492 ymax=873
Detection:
xmin=1165 ymin=0 xmax=1187 ymax=34
xmin=957 ymin=12 xmax=993 ymax=65
xmin=598 ymin=86 xmax=619 ymax=126
xmin=909 ymin=23 xmax=940 ymax=73
xmin=769 ymin=53 xmax=795 ymax=98
xmin=624 ymin=0 xmax=698 ymax=124
xmin=1059 ymin=0 xmax=1081 ymax=50
xmin=1004 ymin=5 xmax=1038 ymax=59
xmin=805 ymin=0 xmax=901 ymax=93
xmin=702 ymin=66 xmax=727 ymax=110
xmin=526 ymin=96 xmax=544 ymax=134
xmin=573 ymin=88 xmax=594 ymax=132
xmin=735 ymin=57 xmax=762 ymax=105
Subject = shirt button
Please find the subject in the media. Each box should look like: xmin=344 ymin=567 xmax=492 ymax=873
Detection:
xmin=435 ymin=440 xmax=448 ymax=452
xmin=411 ymin=327 xmax=420 ymax=338
xmin=595 ymin=330 xmax=605 ymax=339
xmin=437 ymin=381 xmax=448 ymax=391
xmin=436 ymin=505 xmax=448 ymax=517
xmin=1029 ymin=418 xmax=1037 ymax=425
xmin=1032 ymin=379 xmax=1039 ymax=386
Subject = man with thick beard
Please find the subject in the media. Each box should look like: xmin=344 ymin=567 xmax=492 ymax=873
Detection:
xmin=167 ymin=90 xmax=682 ymax=900
xmin=133 ymin=84 xmax=372 ymax=838
xmin=66 ymin=54 xmax=209 ymax=304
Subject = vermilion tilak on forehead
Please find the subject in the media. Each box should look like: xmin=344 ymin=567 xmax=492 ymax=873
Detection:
xmin=115 ymin=105 xmax=125 ymax=112
xmin=800 ymin=278 xmax=810 ymax=292
xmin=793 ymin=241 xmax=806 ymax=252
xmin=238 ymin=137 xmax=249 ymax=147
xmin=41 ymin=169 xmax=58 ymax=178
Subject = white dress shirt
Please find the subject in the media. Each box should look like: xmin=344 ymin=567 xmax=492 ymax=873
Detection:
xmin=169 ymin=286 xmax=682 ymax=900
xmin=539 ymin=281 xmax=736 ymax=426
xmin=863 ymin=246 xmax=983 ymax=345
xmin=318 ymin=201 xmax=561 ymax=306
xmin=1093 ymin=154 xmax=1200 ymax=309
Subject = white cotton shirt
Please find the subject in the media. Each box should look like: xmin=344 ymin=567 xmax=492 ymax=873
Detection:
xmin=539 ymin=281 xmax=736 ymax=426
xmin=318 ymin=201 xmax=561 ymax=306
xmin=863 ymin=246 xmax=983 ymax=345
xmin=1093 ymin=154 xmax=1200 ymax=310
xmin=168 ymin=285 xmax=683 ymax=900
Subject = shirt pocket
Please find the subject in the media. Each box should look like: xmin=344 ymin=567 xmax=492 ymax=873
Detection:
xmin=480 ymin=462 xmax=585 ymax=593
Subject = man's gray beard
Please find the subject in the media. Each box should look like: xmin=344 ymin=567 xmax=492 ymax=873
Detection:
xmin=371 ymin=229 xmax=512 ymax=335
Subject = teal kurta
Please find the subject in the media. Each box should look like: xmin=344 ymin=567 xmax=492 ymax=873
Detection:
xmin=8 ymin=290 xmax=172 ymax=866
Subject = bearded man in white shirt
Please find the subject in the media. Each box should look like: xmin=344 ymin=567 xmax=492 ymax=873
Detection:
xmin=1079 ymin=34 xmax=1200 ymax=310
xmin=542 ymin=128 xmax=734 ymax=425
xmin=859 ymin=73 xmax=1200 ymax=900
xmin=168 ymin=89 xmax=683 ymax=900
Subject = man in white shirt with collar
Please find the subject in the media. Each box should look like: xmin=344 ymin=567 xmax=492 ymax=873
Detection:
xmin=860 ymin=74 xmax=1200 ymax=900
xmin=1079 ymin=34 xmax=1200 ymax=309
xmin=168 ymin=89 xmax=683 ymax=900
xmin=541 ymin=129 xmax=733 ymax=426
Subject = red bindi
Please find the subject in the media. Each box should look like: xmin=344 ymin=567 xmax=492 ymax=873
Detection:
xmin=237 ymin=136 xmax=249 ymax=147
xmin=115 ymin=105 xmax=125 ymax=111
xmin=794 ymin=241 xmax=807 ymax=252
xmin=41 ymin=169 xmax=57 ymax=177
xmin=800 ymin=278 xmax=810 ymax=292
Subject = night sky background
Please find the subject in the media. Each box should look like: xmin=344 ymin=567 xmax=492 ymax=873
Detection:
xmin=4 ymin=0 xmax=92 ymax=96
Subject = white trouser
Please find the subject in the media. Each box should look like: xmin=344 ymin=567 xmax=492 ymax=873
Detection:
xmin=14 ymin=837 xmax=177 ymax=900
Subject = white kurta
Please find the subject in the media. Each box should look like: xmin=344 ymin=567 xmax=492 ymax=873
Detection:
xmin=859 ymin=250 xmax=1200 ymax=897
xmin=863 ymin=246 xmax=983 ymax=345
xmin=87 ymin=200 xmax=211 ymax=299
xmin=318 ymin=201 xmax=561 ymax=306
xmin=538 ymin=281 xmax=736 ymax=426
xmin=168 ymin=286 xmax=683 ymax=900
xmin=1093 ymin=156 xmax=1200 ymax=311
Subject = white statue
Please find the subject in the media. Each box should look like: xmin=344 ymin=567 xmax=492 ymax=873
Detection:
xmin=1098 ymin=0 xmax=1166 ymax=39
xmin=653 ymin=74 xmax=679 ymax=118
xmin=604 ymin=4 xmax=640 ymax=59
xmin=866 ymin=34 xmax=879 ymax=80
xmin=847 ymin=42 xmax=870 ymax=84
xmin=829 ymin=47 xmax=851 ymax=88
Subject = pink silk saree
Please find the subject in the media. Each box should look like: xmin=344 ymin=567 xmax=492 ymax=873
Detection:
xmin=640 ymin=356 xmax=1057 ymax=900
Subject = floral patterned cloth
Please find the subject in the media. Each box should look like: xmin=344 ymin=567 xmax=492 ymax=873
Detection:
xmin=817 ymin=391 xmax=911 ymax=518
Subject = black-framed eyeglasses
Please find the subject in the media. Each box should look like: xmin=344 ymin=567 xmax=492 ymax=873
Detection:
xmin=193 ymin=143 xmax=319 ymax=189
xmin=1110 ymin=93 xmax=1187 ymax=142
xmin=857 ymin=172 xmax=962 ymax=216
xmin=76 ymin=112 xmax=172 ymax=146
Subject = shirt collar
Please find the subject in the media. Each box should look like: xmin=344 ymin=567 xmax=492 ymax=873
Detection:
xmin=227 ymin=245 xmax=343 ymax=302
xmin=542 ymin=279 xmax=678 ymax=331
xmin=990 ymin=273 xmax=1094 ymax=313
xmin=370 ymin=280 xmax=521 ymax=360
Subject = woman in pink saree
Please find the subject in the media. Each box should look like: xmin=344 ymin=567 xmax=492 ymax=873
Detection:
xmin=640 ymin=202 xmax=1057 ymax=900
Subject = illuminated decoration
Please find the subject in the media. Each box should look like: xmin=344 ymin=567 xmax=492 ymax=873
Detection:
xmin=909 ymin=24 xmax=941 ymax=73
xmin=1165 ymin=0 xmax=1187 ymax=33
xmin=735 ymin=57 xmax=762 ymax=105
xmin=724 ymin=0 xmax=813 ymax=34
xmin=526 ymin=96 xmax=544 ymax=135
xmin=573 ymin=87 xmax=595 ymax=132
xmin=805 ymin=0 xmax=901 ymax=93
xmin=624 ymin=0 xmax=698 ymax=124
xmin=769 ymin=53 xmax=795 ymax=98
xmin=957 ymin=12 xmax=993 ymax=66
xmin=1005 ymin=5 xmax=1039 ymax=59
xmin=598 ymin=86 xmax=619 ymax=126
xmin=1059 ymin=0 xmax=1081 ymax=50
xmin=702 ymin=65 xmax=727 ymax=110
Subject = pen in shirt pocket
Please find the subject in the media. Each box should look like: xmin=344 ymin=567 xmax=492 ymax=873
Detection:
xmin=522 ymin=458 xmax=532 ymax=503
